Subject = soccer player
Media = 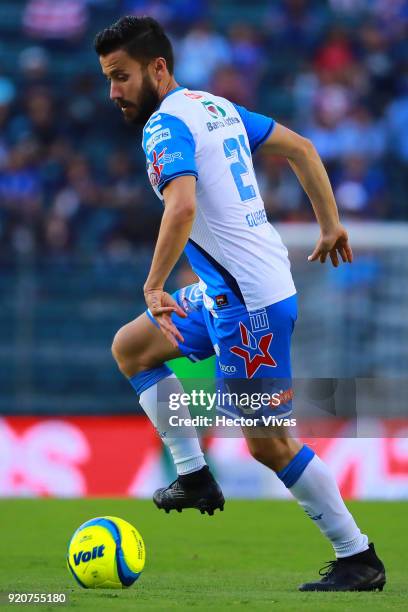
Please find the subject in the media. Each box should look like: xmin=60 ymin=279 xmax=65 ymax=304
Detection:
xmin=95 ymin=16 xmax=386 ymax=591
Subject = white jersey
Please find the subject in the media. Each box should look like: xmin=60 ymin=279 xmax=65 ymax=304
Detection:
xmin=142 ymin=87 xmax=296 ymax=312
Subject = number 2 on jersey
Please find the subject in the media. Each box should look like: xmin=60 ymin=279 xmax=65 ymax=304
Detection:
xmin=223 ymin=135 xmax=256 ymax=202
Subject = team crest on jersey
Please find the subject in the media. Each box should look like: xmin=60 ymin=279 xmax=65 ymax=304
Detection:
xmin=149 ymin=148 xmax=167 ymax=186
xmin=202 ymin=100 xmax=227 ymax=119
xmin=230 ymin=322 xmax=277 ymax=379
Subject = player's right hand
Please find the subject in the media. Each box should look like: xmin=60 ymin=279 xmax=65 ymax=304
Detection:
xmin=144 ymin=289 xmax=187 ymax=348
xmin=308 ymin=224 xmax=353 ymax=267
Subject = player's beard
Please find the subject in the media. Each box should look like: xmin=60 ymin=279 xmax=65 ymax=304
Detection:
xmin=119 ymin=71 xmax=160 ymax=126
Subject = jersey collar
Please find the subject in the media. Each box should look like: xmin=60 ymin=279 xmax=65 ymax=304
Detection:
xmin=145 ymin=86 xmax=186 ymax=128
xmin=162 ymin=85 xmax=185 ymax=101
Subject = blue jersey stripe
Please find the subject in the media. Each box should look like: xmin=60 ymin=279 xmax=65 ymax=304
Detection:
xmin=251 ymin=119 xmax=275 ymax=153
xmin=232 ymin=103 xmax=276 ymax=153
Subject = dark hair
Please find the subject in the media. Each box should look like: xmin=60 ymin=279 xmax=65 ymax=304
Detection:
xmin=94 ymin=16 xmax=174 ymax=74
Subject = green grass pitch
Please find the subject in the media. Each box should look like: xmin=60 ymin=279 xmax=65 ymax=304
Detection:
xmin=0 ymin=499 xmax=407 ymax=611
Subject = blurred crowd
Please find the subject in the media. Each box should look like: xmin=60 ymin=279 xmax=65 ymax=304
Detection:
xmin=0 ymin=0 xmax=407 ymax=258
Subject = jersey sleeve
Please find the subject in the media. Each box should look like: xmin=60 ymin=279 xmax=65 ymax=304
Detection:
xmin=143 ymin=113 xmax=198 ymax=194
xmin=233 ymin=104 xmax=276 ymax=153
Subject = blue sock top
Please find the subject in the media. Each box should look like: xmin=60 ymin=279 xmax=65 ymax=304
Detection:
xmin=129 ymin=364 xmax=172 ymax=396
xmin=276 ymin=444 xmax=315 ymax=488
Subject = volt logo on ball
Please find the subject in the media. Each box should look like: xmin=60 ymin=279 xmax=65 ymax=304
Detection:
xmin=67 ymin=515 xmax=145 ymax=588
xmin=73 ymin=545 xmax=105 ymax=566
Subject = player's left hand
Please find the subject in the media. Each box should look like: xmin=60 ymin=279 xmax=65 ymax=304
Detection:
xmin=308 ymin=224 xmax=353 ymax=267
xmin=144 ymin=288 xmax=187 ymax=348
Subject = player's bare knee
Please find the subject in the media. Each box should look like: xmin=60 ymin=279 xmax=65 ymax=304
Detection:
xmin=111 ymin=331 xmax=120 ymax=363
xmin=111 ymin=326 xmax=145 ymax=376
xmin=111 ymin=328 xmax=127 ymax=367
xmin=111 ymin=323 xmax=166 ymax=377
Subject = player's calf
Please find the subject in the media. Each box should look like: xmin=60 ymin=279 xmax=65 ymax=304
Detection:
xmin=244 ymin=432 xmax=302 ymax=472
xmin=111 ymin=313 xmax=225 ymax=514
xmin=243 ymin=432 xmax=383 ymax=582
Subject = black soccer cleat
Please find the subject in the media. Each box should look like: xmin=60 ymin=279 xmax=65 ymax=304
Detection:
xmin=153 ymin=466 xmax=225 ymax=516
xmin=299 ymin=542 xmax=386 ymax=592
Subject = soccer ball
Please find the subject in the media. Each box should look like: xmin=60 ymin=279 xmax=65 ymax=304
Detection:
xmin=66 ymin=516 xmax=145 ymax=589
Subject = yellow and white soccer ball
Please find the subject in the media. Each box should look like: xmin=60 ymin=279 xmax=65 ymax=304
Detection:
xmin=67 ymin=516 xmax=145 ymax=588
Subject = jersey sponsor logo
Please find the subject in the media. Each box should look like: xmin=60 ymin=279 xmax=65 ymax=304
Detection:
xmin=215 ymin=294 xmax=229 ymax=307
xmin=219 ymin=362 xmax=237 ymax=374
xmin=145 ymin=128 xmax=171 ymax=154
xmin=230 ymin=322 xmax=277 ymax=379
xmin=148 ymin=148 xmax=183 ymax=186
xmin=207 ymin=120 xmax=225 ymax=131
xmin=184 ymin=92 xmax=204 ymax=100
xmin=206 ymin=116 xmax=240 ymax=132
xmin=225 ymin=116 xmax=240 ymax=126
xmin=202 ymin=100 xmax=227 ymax=119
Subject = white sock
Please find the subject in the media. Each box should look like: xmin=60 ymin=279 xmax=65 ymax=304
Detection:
xmin=289 ymin=454 xmax=369 ymax=557
xmin=139 ymin=374 xmax=206 ymax=475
